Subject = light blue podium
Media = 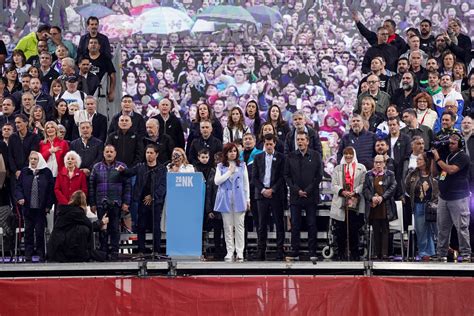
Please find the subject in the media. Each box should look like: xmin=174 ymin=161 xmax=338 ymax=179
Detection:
xmin=166 ymin=172 xmax=205 ymax=259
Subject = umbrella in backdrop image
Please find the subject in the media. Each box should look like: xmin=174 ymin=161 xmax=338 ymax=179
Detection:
xmin=100 ymin=15 xmax=136 ymax=39
xmin=246 ymin=5 xmax=282 ymax=25
xmin=135 ymin=7 xmax=193 ymax=34
xmin=75 ymin=3 xmax=114 ymax=19
xmin=129 ymin=3 xmax=159 ymax=16
xmin=191 ymin=19 xmax=216 ymax=33
xmin=195 ymin=5 xmax=257 ymax=24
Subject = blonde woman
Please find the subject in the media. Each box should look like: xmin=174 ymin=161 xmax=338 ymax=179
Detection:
xmin=39 ymin=121 xmax=70 ymax=178
xmin=358 ymin=96 xmax=384 ymax=132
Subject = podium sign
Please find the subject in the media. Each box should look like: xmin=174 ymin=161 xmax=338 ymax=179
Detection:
xmin=166 ymin=173 xmax=205 ymax=258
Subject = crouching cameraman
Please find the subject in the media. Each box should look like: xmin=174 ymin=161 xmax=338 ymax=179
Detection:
xmin=431 ymin=132 xmax=471 ymax=262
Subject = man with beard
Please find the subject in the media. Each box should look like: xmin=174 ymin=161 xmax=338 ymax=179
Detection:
xmin=29 ymin=77 xmax=54 ymax=116
xmin=431 ymin=34 xmax=448 ymax=65
xmin=401 ymin=108 xmax=434 ymax=151
xmin=426 ymin=71 xmax=442 ymax=96
xmin=419 ymin=19 xmax=435 ymax=54
xmin=387 ymin=57 xmax=409 ymax=97
xmin=338 ymin=114 xmax=377 ymax=170
xmin=391 ymin=72 xmax=420 ymax=112
xmin=426 ymin=57 xmax=440 ymax=73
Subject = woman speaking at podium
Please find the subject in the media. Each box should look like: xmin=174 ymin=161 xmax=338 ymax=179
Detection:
xmin=214 ymin=143 xmax=250 ymax=262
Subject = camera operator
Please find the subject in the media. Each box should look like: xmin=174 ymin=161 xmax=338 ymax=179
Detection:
xmin=433 ymin=112 xmax=459 ymax=162
xmin=431 ymin=133 xmax=471 ymax=262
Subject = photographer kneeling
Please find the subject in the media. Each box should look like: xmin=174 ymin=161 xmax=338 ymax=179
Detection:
xmin=432 ymin=133 xmax=471 ymax=262
xmin=48 ymin=191 xmax=109 ymax=262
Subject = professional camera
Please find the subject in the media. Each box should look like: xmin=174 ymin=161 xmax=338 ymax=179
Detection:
xmin=430 ymin=134 xmax=451 ymax=150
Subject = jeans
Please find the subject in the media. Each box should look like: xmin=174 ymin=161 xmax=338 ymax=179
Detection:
xmin=137 ymin=203 xmax=163 ymax=253
xmin=413 ymin=203 xmax=436 ymax=257
xmin=290 ymin=204 xmax=317 ymax=255
xmin=97 ymin=204 xmax=121 ymax=254
xmin=437 ymin=197 xmax=471 ymax=257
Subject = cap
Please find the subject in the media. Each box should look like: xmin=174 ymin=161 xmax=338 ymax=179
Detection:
xmin=66 ymin=74 xmax=78 ymax=82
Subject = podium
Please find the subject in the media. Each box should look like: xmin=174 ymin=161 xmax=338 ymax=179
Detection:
xmin=166 ymin=172 xmax=205 ymax=259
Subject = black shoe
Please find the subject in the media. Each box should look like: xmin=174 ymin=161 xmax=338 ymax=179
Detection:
xmin=253 ymin=250 xmax=266 ymax=261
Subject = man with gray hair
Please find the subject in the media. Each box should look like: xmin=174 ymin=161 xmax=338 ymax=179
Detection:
xmin=284 ymin=110 xmax=322 ymax=155
xmin=143 ymin=118 xmax=174 ymax=164
xmin=337 ymin=114 xmax=377 ymax=170
xmin=69 ymin=120 xmax=103 ymax=177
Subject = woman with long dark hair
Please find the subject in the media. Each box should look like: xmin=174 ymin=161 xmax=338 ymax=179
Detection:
xmin=214 ymin=143 xmax=250 ymax=262
xmin=405 ymin=152 xmax=438 ymax=261
xmin=223 ymin=106 xmax=249 ymax=144
xmin=266 ymin=104 xmax=290 ymax=143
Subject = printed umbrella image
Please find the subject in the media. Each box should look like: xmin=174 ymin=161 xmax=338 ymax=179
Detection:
xmin=195 ymin=5 xmax=257 ymax=24
xmin=100 ymin=15 xmax=136 ymax=39
xmin=135 ymin=7 xmax=194 ymax=34
xmin=129 ymin=3 xmax=159 ymax=16
xmin=191 ymin=19 xmax=216 ymax=33
xmin=74 ymin=3 xmax=114 ymax=19
xmin=246 ymin=5 xmax=282 ymax=25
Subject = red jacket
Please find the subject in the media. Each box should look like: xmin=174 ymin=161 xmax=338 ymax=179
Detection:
xmin=39 ymin=137 xmax=69 ymax=173
xmin=54 ymin=167 xmax=88 ymax=205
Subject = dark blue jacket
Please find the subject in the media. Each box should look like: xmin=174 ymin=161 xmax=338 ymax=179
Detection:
xmin=123 ymin=162 xmax=167 ymax=207
xmin=284 ymin=127 xmax=322 ymax=156
xmin=15 ymin=167 xmax=54 ymax=210
xmin=337 ymin=129 xmax=377 ymax=170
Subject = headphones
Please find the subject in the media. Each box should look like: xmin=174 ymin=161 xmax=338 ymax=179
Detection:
xmin=450 ymin=131 xmax=465 ymax=149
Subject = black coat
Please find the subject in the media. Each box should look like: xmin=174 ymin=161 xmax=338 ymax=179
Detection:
xmin=356 ymin=21 xmax=407 ymax=56
xmin=47 ymin=205 xmax=101 ymax=262
xmin=123 ymin=162 xmax=167 ymax=207
xmin=188 ymin=135 xmax=223 ymax=165
xmin=363 ymin=170 xmax=398 ymax=221
xmin=186 ymin=120 xmax=223 ymax=157
xmin=70 ymin=137 xmax=104 ymax=170
xmin=143 ymin=134 xmax=175 ymax=164
xmin=284 ymin=149 xmax=322 ymax=206
xmin=8 ymin=132 xmax=41 ymax=174
xmin=388 ymin=133 xmax=412 ymax=198
xmin=15 ymin=167 xmax=54 ymax=210
xmin=253 ymin=151 xmax=285 ymax=200
xmin=91 ymin=112 xmax=108 ymax=143
xmin=107 ymin=112 xmax=146 ymax=139
xmin=284 ymin=127 xmax=322 ymax=156
xmin=194 ymin=163 xmax=217 ymax=214
xmin=362 ymin=43 xmax=400 ymax=74
xmin=106 ymin=130 xmax=144 ymax=168
xmin=153 ymin=113 xmax=186 ymax=149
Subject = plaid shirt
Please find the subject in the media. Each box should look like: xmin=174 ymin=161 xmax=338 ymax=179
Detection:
xmin=89 ymin=160 xmax=131 ymax=207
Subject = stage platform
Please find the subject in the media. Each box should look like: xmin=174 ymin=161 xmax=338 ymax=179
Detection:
xmin=2 ymin=260 xmax=474 ymax=278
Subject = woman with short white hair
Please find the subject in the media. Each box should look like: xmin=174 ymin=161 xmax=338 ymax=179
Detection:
xmin=54 ymin=150 xmax=88 ymax=206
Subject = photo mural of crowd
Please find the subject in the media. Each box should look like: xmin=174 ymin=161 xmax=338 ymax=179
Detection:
xmin=0 ymin=0 xmax=472 ymax=262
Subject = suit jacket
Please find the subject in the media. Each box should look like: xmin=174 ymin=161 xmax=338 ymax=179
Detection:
xmin=253 ymin=151 xmax=285 ymax=200
xmin=91 ymin=112 xmax=108 ymax=143
xmin=80 ymin=73 xmax=100 ymax=96
xmin=388 ymin=133 xmax=412 ymax=198
xmin=284 ymin=127 xmax=322 ymax=156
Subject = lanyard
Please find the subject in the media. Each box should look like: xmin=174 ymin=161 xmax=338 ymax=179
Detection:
xmin=446 ymin=151 xmax=461 ymax=164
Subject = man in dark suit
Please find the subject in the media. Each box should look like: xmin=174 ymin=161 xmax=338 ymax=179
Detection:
xmin=284 ymin=131 xmax=323 ymax=261
xmin=85 ymin=96 xmax=107 ymax=143
xmin=253 ymin=134 xmax=285 ymax=261
xmin=387 ymin=117 xmax=412 ymax=199
xmin=70 ymin=121 xmax=104 ymax=177
xmin=143 ymin=118 xmax=174 ymax=164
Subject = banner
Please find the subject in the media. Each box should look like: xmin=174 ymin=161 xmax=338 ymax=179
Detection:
xmin=2 ymin=276 xmax=474 ymax=314
xmin=166 ymin=172 xmax=205 ymax=258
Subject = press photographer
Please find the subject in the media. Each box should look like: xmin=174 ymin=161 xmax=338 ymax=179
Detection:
xmin=431 ymin=133 xmax=471 ymax=262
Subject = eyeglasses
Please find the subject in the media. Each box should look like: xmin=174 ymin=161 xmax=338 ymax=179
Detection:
xmin=367 ymin=80 xmax=379 ymax=84
xmin=379 ymin=33 xmax=389 ymax=36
